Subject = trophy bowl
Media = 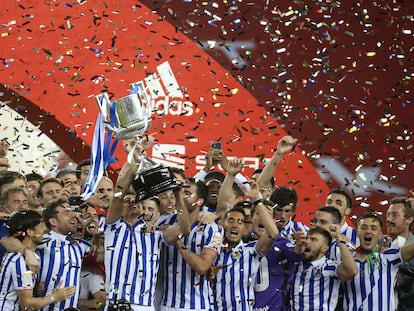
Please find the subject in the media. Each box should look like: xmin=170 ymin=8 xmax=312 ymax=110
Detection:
xmin=112 ymin=93 xmax=152 ymax=140
xmin=132 ymin=165 xmax=182 ymax=201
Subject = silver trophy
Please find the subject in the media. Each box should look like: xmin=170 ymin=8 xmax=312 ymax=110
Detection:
xmin=96 ymin=82 xmax=181 ymax=199
xmin=111 ymin=84 xmax=152 ymax=140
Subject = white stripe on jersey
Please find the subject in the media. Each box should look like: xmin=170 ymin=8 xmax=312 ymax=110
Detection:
xmin=104 ymin=218 xmax=163 ymax=306
xmin=279 ymin=220 xmax=308 ymax=244
xmin=343 ymin=248 xmax=402 ymax=311
xmin=0 ymin=253 xmax=35 ymax=310
xmin=340 ymin=222 xmax=359 ymax=247
xmin=161 ymin=220 xmax=223 ymax=310
xmin=212 ymin=240 xmax=262 ymax=311
xmin=37 ymin=231 xmax=91 ymax=311
xmin=290 ymin=257 xmax=341 ymax=311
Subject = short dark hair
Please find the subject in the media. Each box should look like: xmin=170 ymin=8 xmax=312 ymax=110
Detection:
xmin=224 ymin=206 xmax=246 ymax=220
xmin=0 ymin=171 xmax=26 ymax=194
xmin=38 ymin=177 xmax=63 ymax=198
xmin=8 ymin=210 xmax=42 ymax=241
xmin=76 ymin=159 xmax=91 ymax=179
xmin=25 ymin=173 xmax=43 ymax=183
xmin=318 ymin=206 xmax=342 ymax=224
xmin=170 ymin=167 xmax=186 ymax=180
xmin=358 ymin=213 xmax=383 ymax=228
xmin=43 ymin=197 xmax=69 ymax=230
xmin=307 ymin=227 xmax=332 ymax=246
xmin=204 ymin=171 xmax=225 ymax=184
xmin=0 ymin=186 xmax=27 ymax=206
xmin=270 ymin=186 xmax=298 ymax=211
xmin=56 ymin=169 xmax=77 ymax=180
xmin=328 ymin=188 xmax=353 ymax=209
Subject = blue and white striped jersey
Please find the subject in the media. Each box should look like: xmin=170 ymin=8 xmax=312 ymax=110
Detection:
xmin=212 ymin=240 xmax=262 ymax=311
xmin=290 ymin=257 xmax=341 ymax=311
xmin=37 ymin=231 xmax=91 ymax=311
xmin=104 ymin=218 xmax=164 ymax=306
xmin=161 ymin=220 xmax=223 ymax=310
xmin=279 ymin=220 xmax=309 ymax=245
xmin=0 ymin=252 xmax=36 ymax=310
xmin=340 ymin=222 xmax=359 ymax=247
xmin=343 ymin=248 xmax=403 ymax=311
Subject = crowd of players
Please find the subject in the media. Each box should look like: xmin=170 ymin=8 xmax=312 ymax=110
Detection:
xmin=0 ymin=135 xmax=413 ymax=311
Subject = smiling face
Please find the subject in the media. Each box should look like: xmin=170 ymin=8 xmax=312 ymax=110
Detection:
xmin=223 ymin=210 xmax=246 ymax=245
xmin=50 ymin=203 xmax=77 ymax=235
xmin=357 ymin=217 xmax=382 ymax=252
xmin=157 ymin=190 xmax=176 ymax=215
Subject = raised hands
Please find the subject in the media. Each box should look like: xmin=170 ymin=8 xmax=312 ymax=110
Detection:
xmin=226 ymin=158 xmax=243 ymax=176
xmin=276 ymin=135 xmax=297 ymax=156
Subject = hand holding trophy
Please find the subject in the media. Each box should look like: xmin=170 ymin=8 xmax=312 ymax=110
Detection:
xmin=82 ymin=79 xmax=181 ymax=201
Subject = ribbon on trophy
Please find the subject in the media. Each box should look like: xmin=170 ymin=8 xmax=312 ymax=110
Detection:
xmin=81 ymin=92 xmax=119 ymax=201
xmin=81 ymin=82 xmax=153 ymax=200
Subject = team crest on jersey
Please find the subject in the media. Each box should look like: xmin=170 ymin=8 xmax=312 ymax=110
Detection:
xmin=232 ymin=250 xmax=241 ymax=260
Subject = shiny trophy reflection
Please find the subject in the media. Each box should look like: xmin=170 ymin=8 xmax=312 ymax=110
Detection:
xmin=108 ymin=83 xmax=181 ymax=200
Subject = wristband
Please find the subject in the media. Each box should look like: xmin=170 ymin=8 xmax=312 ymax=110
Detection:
xmin=253 ymin=199 xmax=264 ymax=207
xmin=50 ymin=296 xmax=56 ymax=303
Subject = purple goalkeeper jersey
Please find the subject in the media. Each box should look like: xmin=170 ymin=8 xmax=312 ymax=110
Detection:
xmin=253 ymin=237 xmax=303 ymax=311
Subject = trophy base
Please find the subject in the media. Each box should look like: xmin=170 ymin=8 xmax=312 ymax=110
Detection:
xmin=132 ymin=165 xmax=182 ymax=201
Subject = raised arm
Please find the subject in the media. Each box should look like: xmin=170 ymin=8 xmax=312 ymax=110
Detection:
xmin=257 ymin=135 xmax=297 ymax=190
xmin=106 ymin=161 xmax=138 ymax=224
xmin=331 ymin=224 xmax=358 ymax=281
xmin=163 ymin=189 xmax=191 ymax=244
xmin=255 ymin=201 xmax=279 ymax=254
xmin=216 ymin=158 xmax=243 ymax=221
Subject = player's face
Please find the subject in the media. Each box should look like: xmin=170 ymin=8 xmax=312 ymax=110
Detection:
xmin=357 ymin=217 xmax=382 ymax=252
xmin=312 ymin=211 xmax=335 ymax=232
xmin=123 ymin=194 xmax=143 ymax=219
xmin=83 ymin=206 xmax=99 ymax=235
xmin=326 ymin=193 xmax=349 ymax=220
xmin=182 ymin=184 xmax=201 ymax=213
xmin=205 ymin=179 xmax=221 ymax=206
xmin=52 ymin=203 xmax=77 ymax=235
xmin=303 ymin=233 xmax=328 ymax=261
xmin=223 ymin=211 xmax=245 ymax=244
xmin=157 ymin=190 xmax=176 ymax=215
xmin=142 ymin=199 xmax=160 ymax=223
xmin=89 ymin=179 xmax=114 ymax=210
xmin=274 ymin=204 xmax=293 ymax=228
xmin=26 ymin=180 xmax=41 ymax=208
xmin=386 ymin=203 xmax=411 ymax=238
xmin=40 ymin=182 xmax=63 ymax=204
xmin=30 ymin=221 xmax=48 ymax=245
xmin=5 ymin=191 xmax=29 ymax=213
xmin=60 ymin=173 xmax=81 ymax=197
